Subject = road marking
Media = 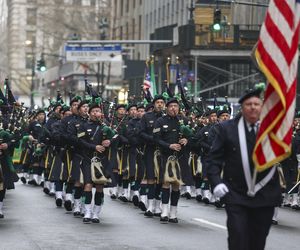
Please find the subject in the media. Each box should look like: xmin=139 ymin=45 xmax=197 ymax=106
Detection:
xmin=192 ymin=218 xmax=227 ymax=230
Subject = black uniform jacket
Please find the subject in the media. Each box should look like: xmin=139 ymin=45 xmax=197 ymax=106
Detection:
xmin=207 ymin=116 xmax=282 ymax=208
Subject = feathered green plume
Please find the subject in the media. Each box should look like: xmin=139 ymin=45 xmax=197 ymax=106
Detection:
xmin=255 ymin=82 xmax=266 ymax=91
xmin=215 ymin=106 xmax=220 ymax=111
xmin=174 ymin=93 xmax=181 ymax=101
xmin=143 ymin=98 xmax=149 ymax=106
xmin=94 ymin=97 xmax=102 ymax=105
xmin=223 ymin=104 xmax=229 ymax=111
xmin=162 ymin=92 xmax=169 ymax=100
xmin=0 ymin=99 xmax=3 ymax=106
xmin=85 ymin=96 xmax=93 ymax=104
xmin=74 ymin=95 xmax=82 ymax=101
xmin=50 ymin=99 xmax=56 ymax=106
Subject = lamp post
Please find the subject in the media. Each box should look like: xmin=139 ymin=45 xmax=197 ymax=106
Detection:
xmin=25 ymin=40 xmax=35 ymax=108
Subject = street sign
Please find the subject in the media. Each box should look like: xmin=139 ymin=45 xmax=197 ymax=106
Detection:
xmin=65 ymin=45 xmax=122 ymax=62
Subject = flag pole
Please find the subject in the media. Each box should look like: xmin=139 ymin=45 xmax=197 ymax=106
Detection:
xmin=247 ymin=169 xmax=257 ymax=197
xmin=166 ymin=57 xmax=170 ymax=88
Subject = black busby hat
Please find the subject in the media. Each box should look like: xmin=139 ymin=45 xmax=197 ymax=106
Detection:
xmin=35 ymin=108 xmax=46 ymax=116
xmin=152 ymin=95 xmax=165 ymax=104
xmin=166 ymin=97 xmax=179 ymax=107
xmin=145 ymin=103 xmax=154 ymax=112
xmin=88 ymin=103 xmax=101 ymax=113
xmin=77 ymin=99 xmax=90 ymax=110
xmin=116 ymin=104 xmax=126 ymax=110
xmin=238 ymin=88 xmax=262 ymax=104
xmin=127 ymin=103 xmax=138 ymax=111
xmin=70 ymin=95 xmax=82 ymax=105
xmin=61 ymin=105 xmax=70 ymax=113
xmin=238 ymin=83 xmax=265 ymax=104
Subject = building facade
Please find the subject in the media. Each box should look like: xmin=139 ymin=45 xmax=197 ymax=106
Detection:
xmin=5 ymin=0 xmax=109 ymax=105
xmin=111 ymin=0 xmax=192 ymax=60
xmin=0 ymin=0 xmax=8 ymax=81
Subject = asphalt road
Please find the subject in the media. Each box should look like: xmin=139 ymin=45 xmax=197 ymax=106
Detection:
xmin=0 ymin=182 xmax=299 ymax=250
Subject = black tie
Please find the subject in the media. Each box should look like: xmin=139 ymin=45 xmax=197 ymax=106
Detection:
xmin=249 ymin=124 xmax=256 ymax=143
xmin=248 ymin=124 xmax=256 ymax=172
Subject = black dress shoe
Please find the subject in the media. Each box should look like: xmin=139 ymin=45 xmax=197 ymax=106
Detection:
xmin=185 ymin=193 xmax=192 ymax=200
xmin=28 ymin=180 xmax=34 ymax=185
xmin=92 ymin=218 xmax=100 ymax=223
xmin=196 ymin=195 xmax=202 ymax=202
xmin=20 ymin=177 xmax=27 ymax=184
xmin=160 ymin=216 xmax=169 ymax=222
xmin=64 ymin=200 xmax=73 ymax=211
xmin=56 ymin=198 xmax=62 ymax=207
xmin=110 ymin=194 xmax=117 ymax=200
xmin=144 ymin=210 xmax=154 ymax=217
xmin=139 ymin=202 xmax=147 ymax=212
xmin=202 ymin=197 xmax=210 ymax=204
xmin=169 ymin=218 xmax=178 ymax=223
xmin=83 ymin=218 xmax=91 ymax=223
xmin=119 ymin=196 xmax=128 ymax=202
xmin=132 ymin=195 xmax=139 ymax=207
xmin=154 ymin=212 xmax=161 ymax=217
xmin=43 ymin=187 xmax=50 ymax=195
xmin=49 ymin=192 xmax=55 ymax=197
xmin=214 ymin=200 xmax=222 ymax=208
xmin=0 ymin=213 xmax=4 ymax=219
xmin=73 ymin=211 xmax=81 ymax=217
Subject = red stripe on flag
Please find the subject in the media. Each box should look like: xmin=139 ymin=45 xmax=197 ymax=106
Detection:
xmin=253 ymin=0 xmax=299 ymax=171
xmin=270 ymin=135 xmax=286 ymax=156
xmin=257 ymin=41 xmax=288 ymax=91
xmin=264 ymin=13 xmax=299 ymax=64
xmin=256 ymin=143 xmax=267 ymax=166
xmin=274 ymin=0 xmax=295 ymax=29
xmin=283 ymin=127 xmax=293 ymax=145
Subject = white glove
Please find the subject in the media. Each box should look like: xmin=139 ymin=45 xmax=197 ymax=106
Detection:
xmin=213 ymin=183 xmax=229 ymax=198
xmin=296 ymin=154 xmax=300 ymax=169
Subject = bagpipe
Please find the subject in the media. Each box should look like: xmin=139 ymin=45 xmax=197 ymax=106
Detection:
xmin=89 ymin=118 xmax=116 ymax=185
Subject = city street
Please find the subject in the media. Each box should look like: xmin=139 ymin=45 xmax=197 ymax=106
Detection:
xmin=0 ymin=182 xmax=299 ymax=250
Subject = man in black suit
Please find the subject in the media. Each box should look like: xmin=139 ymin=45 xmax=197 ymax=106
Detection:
xmin=207 ymin=89 xmax=282 ymax=250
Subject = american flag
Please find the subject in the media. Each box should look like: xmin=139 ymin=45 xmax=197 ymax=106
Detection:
xmin=253 ymin=0 xmax=300 ymax=172
xmin=143 ymin=63 xmax=151 ymax=90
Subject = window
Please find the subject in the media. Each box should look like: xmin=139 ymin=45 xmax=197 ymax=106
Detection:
xmin=126 ymin=0 xmax=129 ymax=12
xmin=158 ymin=8 xmax=161 ymax=22
xmin=120 ymin=26 xmax=123 ymax=39
xmin=82 ymin=0 xmax=90 ymax=6
xmin=126 ymin=22 xmax=129 ymax=39
xmin=114 ymin=0 xmax=117 ymax=17
xmin=132 ymin=18 xmax=135 ymax=39
xmin=133 ymin=0 xmax=136 ymax=9
xmin=140 ymin=0 xmax=142 ymax=5
xmin=64 ymin=0 xmax=73 ymax=4
xmin=163 ymin=5 xmax=165 ymax=24
xmin=167 ymin=3 xmax=170 ymax=23
xmin=120 ymin=0 xmax=124 ymax=15
xmin=138 ymin=15 xmax=142 ymax=39
xmin=26 ymin=31 xmax=36 ymax=47
xmin=74 ymin=0 xmax=82 ymax=5
xmin=25 ymin=53 xmax=34 ymax=69
xmin=26 ymin=8 xmax=37 ymax=25
xmin=150 ymin=13 xmax=152 ymax=31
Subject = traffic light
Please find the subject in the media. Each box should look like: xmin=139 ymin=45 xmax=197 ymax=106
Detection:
xmin=37 ymin=57 xmax=46 ymax=72
xmin=213 ymin=9 xmax=222 ymax=31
